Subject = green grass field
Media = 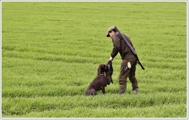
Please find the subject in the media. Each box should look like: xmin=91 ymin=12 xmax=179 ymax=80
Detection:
xmin=2 ymin=2 xmax=187 ymax=118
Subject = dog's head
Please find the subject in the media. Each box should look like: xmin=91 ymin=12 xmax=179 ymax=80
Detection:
xmin=97 ymin=62 xmax=113 ymax=85
xmin=97 ymin=64 xmax=106 ymax=75
xmin=105 ymin=61 xmax=113 ymax=84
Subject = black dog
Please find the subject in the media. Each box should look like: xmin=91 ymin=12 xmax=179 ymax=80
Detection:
xmin=85 ymin=61 xmax=113 ymax=96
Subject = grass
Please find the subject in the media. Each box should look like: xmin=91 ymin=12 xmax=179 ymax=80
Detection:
xmin=2 ymin=2 xmax=187 ymax=118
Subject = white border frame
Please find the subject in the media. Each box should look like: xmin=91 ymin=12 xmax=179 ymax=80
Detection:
xmin=1 ymin=0 xmax=187 ymax=2
xmin=0 ymin=0 xmax=188 ymax=120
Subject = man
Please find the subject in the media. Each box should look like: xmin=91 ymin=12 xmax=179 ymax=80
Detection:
xmin=106 ymin=26 xmax=138 ymax=94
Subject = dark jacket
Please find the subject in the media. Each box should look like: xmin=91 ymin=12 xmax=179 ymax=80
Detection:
xmin=111 ymin=32 xmax=135 ymax=60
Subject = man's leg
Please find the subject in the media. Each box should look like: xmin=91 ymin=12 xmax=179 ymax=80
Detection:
xmin=118 ymin=60 xmax=130 ymax=94
xmin=129 ymin=58 xmax=138 ymax=94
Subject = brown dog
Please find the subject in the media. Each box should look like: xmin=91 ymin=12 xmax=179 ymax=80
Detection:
xmin=85 ymin=61 xmax=113 ymax=96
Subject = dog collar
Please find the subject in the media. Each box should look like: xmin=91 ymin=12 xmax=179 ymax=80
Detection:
xmin=98 ymin=73 xmax=104 ymax=75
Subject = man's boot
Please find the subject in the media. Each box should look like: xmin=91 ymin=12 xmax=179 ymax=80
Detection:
xmin=119 ymin=84 xmax=126 ymax=94
xmin=133 ymin=88 xmax=138 ymax=94
xmin=132 ymin=83 xmax=138 ymax=94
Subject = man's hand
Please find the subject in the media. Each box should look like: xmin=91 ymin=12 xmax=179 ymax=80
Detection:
xmin=109 ymin=56 xmax=113 ymax=61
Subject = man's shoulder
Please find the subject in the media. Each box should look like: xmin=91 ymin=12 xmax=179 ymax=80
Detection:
xmin=123 ymin=33 xmax=131 ymax=40
xmin=113 ymin=32 xmax=121 ymax=39
xmin=114 ymin=32 xmax=130 ymax=40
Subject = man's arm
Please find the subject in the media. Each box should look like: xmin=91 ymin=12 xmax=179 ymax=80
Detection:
xmin=110 ymin=34 xmax=120 ymax=61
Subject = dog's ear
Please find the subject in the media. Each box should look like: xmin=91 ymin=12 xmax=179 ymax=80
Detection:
xmin=98 ymin=64 xmax=106 ymax=75
xmin=97 ymin=65 xmax=101 ymax=74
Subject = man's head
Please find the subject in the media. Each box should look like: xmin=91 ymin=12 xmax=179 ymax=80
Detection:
xmin=106 ymin=26 xmax=116 ymax=38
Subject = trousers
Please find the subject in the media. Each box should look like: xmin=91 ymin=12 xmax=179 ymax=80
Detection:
xmin=118 ymin=57 xmax=138 ymax=94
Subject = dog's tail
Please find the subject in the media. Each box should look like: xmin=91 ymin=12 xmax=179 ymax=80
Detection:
xmin=85 ymin=88 xmax=96 ymax=96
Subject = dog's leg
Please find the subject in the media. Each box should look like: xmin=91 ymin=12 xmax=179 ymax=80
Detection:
xmin=101 ymin=87 xmax=105 ymax=94
xmin=90 ymin=88 xmax=96 ymax=95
